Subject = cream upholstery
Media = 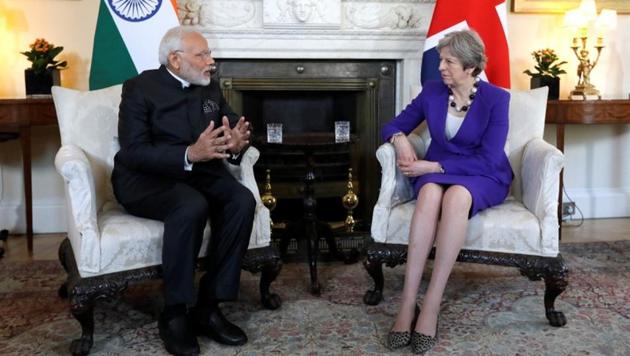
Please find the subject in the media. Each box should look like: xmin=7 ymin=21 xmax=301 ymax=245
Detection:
xmin=370 ymin=87 xmax=564 ymax=257
xmin=52 ymin=85 xmax=271 ymax=277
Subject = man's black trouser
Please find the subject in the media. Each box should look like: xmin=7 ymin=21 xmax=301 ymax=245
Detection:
xmin=123 ymin=164 xmax=256 ymax=306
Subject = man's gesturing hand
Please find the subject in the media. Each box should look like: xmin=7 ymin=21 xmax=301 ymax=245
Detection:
xmin=186 ymin=121 xmax=233 ymax=162
xmin=223 ymin=116 xmax=251 ymax=154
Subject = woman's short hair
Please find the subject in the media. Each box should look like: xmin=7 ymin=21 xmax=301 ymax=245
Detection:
xmin=158 ymin=26 xmax=200 ymax=66
xmin=437 ymin=29 xmax=487 ymax=77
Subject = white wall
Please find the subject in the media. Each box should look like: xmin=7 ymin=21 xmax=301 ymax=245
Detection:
xmin=509 ymin=10 xmax=630 ymax=219
xmin=0 ymin=0 xmax=628 ymax=233
xmin=0 ymin=0 xmax=99 ymax=233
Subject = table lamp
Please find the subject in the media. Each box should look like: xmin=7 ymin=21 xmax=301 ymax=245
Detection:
xmin=564 ymin=0 xmax=617 ymax=99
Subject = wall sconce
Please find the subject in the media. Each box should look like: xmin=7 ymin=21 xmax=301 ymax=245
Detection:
xmin=563 ymin=0 xmax=617 ymax=99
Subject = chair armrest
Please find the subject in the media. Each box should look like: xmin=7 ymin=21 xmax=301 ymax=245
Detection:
xmin=374 ymin=133 xmax=426 ymax=208
xmin=54 ymin=144 xmax=101 ymax=273
xmin=371 ymin=134 xmax=426 ymax=241
xmin=521 ymin=138 xmax=565 ymax=252
xmin=374 ymin=143 xmax=399 ymax=208
xmin=223 ymin=146 xmax=263 ymax=203
xmin=223 ymin=146 xmax=271 ymax=248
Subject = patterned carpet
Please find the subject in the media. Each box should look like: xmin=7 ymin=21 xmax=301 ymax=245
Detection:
xmin=0 ymin=241 xmax=629 ymax=355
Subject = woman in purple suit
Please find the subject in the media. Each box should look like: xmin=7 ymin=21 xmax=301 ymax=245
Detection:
xmin=383 ymin=29 xmax=512 ymax=354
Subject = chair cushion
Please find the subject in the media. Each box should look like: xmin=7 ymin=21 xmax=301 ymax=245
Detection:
xmin=88 ymin=202 xmax=211 ymax=276
xmin=378 ymin=197 xmax=555 ymax=257
xmin=506 ymin=86 xmax=548 ymax=200
xmin=53 ymin=84 xmax=123 ymax=208
xmin=94 ymin=201 xmax=270 ymax=277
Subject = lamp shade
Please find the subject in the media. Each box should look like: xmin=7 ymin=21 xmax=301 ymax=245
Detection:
xmin=579 ymin=0 xmax=598 ymax=21
xmin=563 ymin=8 xmax=585 ymax=28
xmin=596 ymin=9 xmax=618 ymax=30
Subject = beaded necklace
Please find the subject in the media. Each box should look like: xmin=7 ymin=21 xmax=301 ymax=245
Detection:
xmin=448 ymin=78 xmax=480 ymax=112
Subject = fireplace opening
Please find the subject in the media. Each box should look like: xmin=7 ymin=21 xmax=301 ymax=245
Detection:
xmin=242 ymin=90 xmax=357 ymax=135
xmin=217 ymin=59 xmax=396 ymax=227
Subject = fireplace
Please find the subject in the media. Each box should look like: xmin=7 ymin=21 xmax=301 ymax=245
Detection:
xmin=216 ymin=59 xmax=396 ymax=224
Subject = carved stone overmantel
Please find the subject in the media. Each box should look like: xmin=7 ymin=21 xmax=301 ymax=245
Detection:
xmin=263 ymin=0 xmax=341 ymax=28
xmin=177 ymin=0 xmax=432 ymax=30
xmin=179 ymin=0 xmax=256 ymax=27
xmin=175 ymin=0 xmax=436 ymax=108
xmin=344 ymin=2 xmax=422 ymax=30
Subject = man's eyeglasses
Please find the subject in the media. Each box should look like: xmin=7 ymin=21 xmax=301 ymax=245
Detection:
xmin=174 ymin=50 xmax=212 ymax=61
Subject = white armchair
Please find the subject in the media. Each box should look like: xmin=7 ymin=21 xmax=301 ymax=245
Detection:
xmin=52 ymin=85 xmax=282 ymax=355
xmin=363 ymin=87 xmax=569 ymax=327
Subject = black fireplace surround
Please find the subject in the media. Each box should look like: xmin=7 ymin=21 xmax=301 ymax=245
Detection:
xmin=216 ymin=59 xmax=396 ymax=224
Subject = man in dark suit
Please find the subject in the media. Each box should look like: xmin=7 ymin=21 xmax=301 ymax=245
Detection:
xmin=112 ymin=26 xmax=254 ymax=356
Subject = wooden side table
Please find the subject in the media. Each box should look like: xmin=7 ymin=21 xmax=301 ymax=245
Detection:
xmin=545 ymin=99 xmax=630 ymax=233
xmin=0 ymin=98 xmax=58 ymax=253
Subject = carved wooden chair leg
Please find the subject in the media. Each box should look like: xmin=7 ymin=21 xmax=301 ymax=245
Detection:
xmin=69 ymin=297 xmax=95 ymax=356
xmin=242 ymin=246 xmax=283 ymax=310
xmin=58 ymin=282 xmax=69 ymax=299
xmin=260 ymin=257 xmax=283 ymax=310
xmin=519 ymin=255 xmax=569 ymax=327
xmin=0 ymin=229 xmax=8 ymax=258
xmin=363 ymin=252 xmax=385 ymax=305
xmin=58 ymin=238 xmax=71 ymax=299
xmin=543 ymin=255 xmax=569 ymax=327
xmin=363 ymin=242 xmax=408 ymax=305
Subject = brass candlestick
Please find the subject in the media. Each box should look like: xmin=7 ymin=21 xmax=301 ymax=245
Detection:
xmin=342 ymin=168 xmax=359 ymax=232
xmin=261 ymin=169 xmax=277 ymax=228
xmin=570 ymin=35 xmax=603 ymax=99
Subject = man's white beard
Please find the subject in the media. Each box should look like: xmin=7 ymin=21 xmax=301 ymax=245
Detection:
xmin=180 ymin=61 xmax=211 ymax=86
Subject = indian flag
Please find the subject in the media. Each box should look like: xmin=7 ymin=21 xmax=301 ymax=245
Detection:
xmin=89 ymin=0 xmax=180 ymax=90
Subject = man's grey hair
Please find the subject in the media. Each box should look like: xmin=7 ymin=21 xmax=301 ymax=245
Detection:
xmin=158 ymin=26 xmax=202 ymax=66
xmin=437 ymin=29 xmax=487 ymax=77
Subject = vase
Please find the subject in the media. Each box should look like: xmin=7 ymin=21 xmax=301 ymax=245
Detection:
xmin=530 ymin=76 xmax=559 ymax=100
xmin=24 ymin=68 xmax=60 ymax=96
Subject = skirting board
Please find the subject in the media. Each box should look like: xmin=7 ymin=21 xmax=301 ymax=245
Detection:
xmin=0 ymin=188 xmax=628 ymax=233
xmin=563 ymin=187 xmax=630 ymax=219
xmin=0 ymin=200 xmax=66 ymax=234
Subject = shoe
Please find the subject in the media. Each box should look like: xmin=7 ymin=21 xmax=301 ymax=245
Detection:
xmin=386 ymin=304 xmax=420 ymax=350
xmin=410 ymin=315 xmax=439 ymax=354
xmin=192 ymin=306 xmax=248 ymax=346
xmin=158 ymin=313 xmax=200 ymax=356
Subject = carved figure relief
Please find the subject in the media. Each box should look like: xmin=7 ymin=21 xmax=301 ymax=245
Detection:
xmin=178 ymin=0 xmax=202 ymax=25
xmin=289 ymin=0 xmax=317 ymax=22
xmin=263 ymin=0 xmax=341 ymax=28
xmin=178 ymin=0 xmax=256 ymax=27
xmin=345 ymin=3 xmax=422 ymax=30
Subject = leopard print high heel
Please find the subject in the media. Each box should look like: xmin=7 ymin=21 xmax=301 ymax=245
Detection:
xmin=386 ymin=304 xmax=420 ymax=350
xmin=410 ymin=316 xmax=439 ymax=354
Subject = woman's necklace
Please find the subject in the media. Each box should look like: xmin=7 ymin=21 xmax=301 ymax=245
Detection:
xmin=448 ymin=78 xmax=480 ymax=112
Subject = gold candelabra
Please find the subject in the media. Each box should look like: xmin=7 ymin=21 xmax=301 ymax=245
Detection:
xmin=341 ymin=168 xmax=359 ymax=232
xmin=563 ymin=1 xmax=617 ymax=100
xmin=260 ymin=169 xmax=277 ymax=228
xmin=569 ymin=35 xmax=603 ymax=99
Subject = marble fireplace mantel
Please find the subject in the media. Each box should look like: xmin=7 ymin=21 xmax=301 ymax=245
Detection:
xmin=177 ymin=0 xmax=436 ymax=108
